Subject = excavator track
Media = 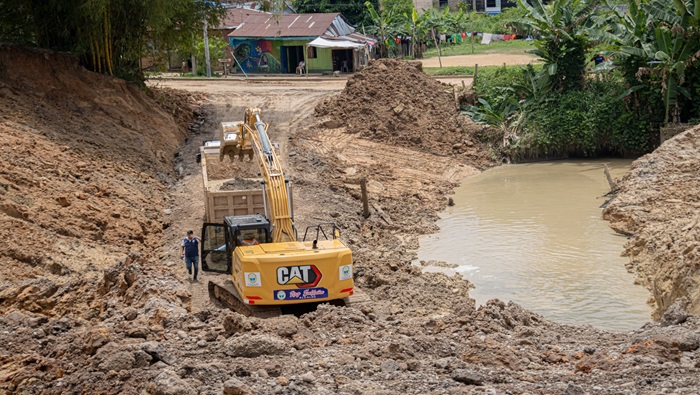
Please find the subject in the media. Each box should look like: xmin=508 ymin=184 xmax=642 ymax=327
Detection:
xmin=343 ymin=288 xmax=372 ymax=311
xmin=208 ymin=279 xmax=281 ymax=318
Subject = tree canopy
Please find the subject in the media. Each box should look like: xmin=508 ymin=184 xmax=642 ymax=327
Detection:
xmin=293 ymin=0 xmax=380 ymax=27
xmin=0 ymin=0 xmax=225 ymax=82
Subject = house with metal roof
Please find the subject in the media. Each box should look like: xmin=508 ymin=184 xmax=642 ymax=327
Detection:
xmin=228 ymin=13 xmax=373 ymax=74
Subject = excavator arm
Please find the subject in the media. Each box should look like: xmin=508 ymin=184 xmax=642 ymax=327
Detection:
xmin=219 ymin=107 xmax=296 ymax=242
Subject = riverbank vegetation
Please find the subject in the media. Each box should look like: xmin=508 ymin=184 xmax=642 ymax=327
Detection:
xmin=464 ymin=0 xmax=700 ymax=161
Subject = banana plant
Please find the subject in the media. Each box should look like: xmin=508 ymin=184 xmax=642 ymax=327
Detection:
xmin=403 ymin=8 xmax=429 ymax=58
xmin=463 ymin=89 xmax=523 ymax=148
xmin=422 ymin=7 xmax=450 ymax=68
xmin=601 ymin=0 xmax=700 ymax=124
xmin=517 ymin=0 xmax=600 ymax=91
xmin=365 ymin=1 xmax=395 ymax=58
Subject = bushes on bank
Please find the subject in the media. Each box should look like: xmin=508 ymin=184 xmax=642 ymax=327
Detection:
xmin=523 ymin=79 xmax=650 ymax=158
xmin=469 ymin=67 xmax=651 ymax=160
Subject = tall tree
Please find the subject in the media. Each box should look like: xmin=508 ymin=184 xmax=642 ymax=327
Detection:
xmin=0 ymin=0 xmax=225 ymax=82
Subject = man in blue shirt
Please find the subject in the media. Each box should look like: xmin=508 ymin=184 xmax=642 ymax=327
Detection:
xmin=180 ymin=230 xmax=200 ymax=281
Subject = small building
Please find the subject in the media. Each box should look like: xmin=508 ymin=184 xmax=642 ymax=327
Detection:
xmin=426 ymin=0 xmax=503 ymax=13
xmin=228 ymin=13 xmax=373 ymax=74
xmin=485 ymin=0 xmax=502 ymax=15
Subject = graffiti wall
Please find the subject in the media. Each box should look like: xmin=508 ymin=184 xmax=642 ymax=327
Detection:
xmin=230 ymin=39 xmax=283 ymax=73
xmin=230 ymin=38 xmax=337 ymax=73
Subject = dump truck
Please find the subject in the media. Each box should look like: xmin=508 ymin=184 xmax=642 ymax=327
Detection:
xmin=198 ymin=108 xmax=364 ymax=317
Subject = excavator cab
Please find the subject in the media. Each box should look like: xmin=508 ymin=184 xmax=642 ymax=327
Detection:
xmin=201 ymin=214 xmax=271 ymax=274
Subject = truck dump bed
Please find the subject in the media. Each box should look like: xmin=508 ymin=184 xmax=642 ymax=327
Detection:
xmin=200 ymin=142 xmax=265 ymax=223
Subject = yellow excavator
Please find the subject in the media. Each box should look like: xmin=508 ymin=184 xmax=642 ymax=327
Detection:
xmin=199 ymin=108 xmax=360 ymax=317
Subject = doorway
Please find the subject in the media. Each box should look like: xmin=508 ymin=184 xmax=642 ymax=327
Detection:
xmin=332 ymin=49 xmax=353 ymax=72
xmin=282 ymin=46 xmax=304 ymax=73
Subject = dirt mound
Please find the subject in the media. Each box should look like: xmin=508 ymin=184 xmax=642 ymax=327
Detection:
xmin=206 ymin=156 xmax=259 ymax=180
xmin=0 ymin=44 xmax=200 ymax=312
xmin=2 ymin=50 xmax=700 ymax=394
xmin=604 ymin=124 xmax=700 ymax=319
xmin=220 ymin=177 xmax=261 ymax=191
xmin=314 ymin=58 xmax=489 ymax=165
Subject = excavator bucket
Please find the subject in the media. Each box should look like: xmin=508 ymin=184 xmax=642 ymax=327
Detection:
xmin=219 ymin=122 xmax=254 ymax=161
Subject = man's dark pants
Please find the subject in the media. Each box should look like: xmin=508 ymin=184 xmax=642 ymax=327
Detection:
xmin=185 ymin=255 xmax=199 ymax=280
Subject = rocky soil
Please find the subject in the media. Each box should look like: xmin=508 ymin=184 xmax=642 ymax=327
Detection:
xmin=1 ymin=50 xmax=699 ymax=394
xmin=604 ymin=125 xmax=700 ymax=320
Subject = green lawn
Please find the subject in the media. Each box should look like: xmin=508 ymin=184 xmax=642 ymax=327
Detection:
xmin=423 ymin=39 xmax=534 ymax=58
xmin=424 ymin=63 xmax=543 ymax=77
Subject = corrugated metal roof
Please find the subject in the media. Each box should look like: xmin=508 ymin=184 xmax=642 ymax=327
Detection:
xmin=309 ymin=31 xmax=375 ymax=48
xmin=216 ymin=7 xmax=269 ymax=30
xmin=228 ymin=13 xmax=353 ymax=38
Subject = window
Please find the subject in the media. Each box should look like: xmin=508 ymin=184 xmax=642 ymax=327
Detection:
xmin=307 ymin=46 xmax=317 ymax=59
xmin=236 ymin=228 xmax=269 ymax=247
xmin=486 ymin=0 xmax=497 ymax=7
xmin=201 ymin=224 xmax=230 ymax=273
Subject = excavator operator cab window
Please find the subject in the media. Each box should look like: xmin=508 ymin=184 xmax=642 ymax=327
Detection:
xmin=235 ymin=228 xmax=268 ymax=247
xmin=201 ymin=223 xmax=232 ymax=273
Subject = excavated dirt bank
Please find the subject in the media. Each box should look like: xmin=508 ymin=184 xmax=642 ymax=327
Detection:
xmin=0 ymin=46 xmax=203 ymax=392
xmin=1 ymin=51 xmax=699 ymax=394
xmin=604 ymin=125 xmax=700 ymax=320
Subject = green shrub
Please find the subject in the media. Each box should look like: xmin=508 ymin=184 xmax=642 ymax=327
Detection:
xmin=522 ymin=78 xmax=650 ymax=158
xmin=472 ymin=66 xmax=528 ymax=102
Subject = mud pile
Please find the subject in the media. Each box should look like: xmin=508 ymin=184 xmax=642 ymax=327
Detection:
xmin=0 ymin=46 xmax=201 ymax=391
xmin=315 ymin=58 xmax=489 ymax=165
xmin=605 ymin=125 xmax=700 ymax=319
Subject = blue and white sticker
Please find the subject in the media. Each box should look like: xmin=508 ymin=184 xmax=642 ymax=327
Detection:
xmin=339 ymin=264 xmax=353 ymax=281
xmin=273 ymin=288 xmax=328 ymax=301
xmin=244 ymin=272 xmax=261 ymax=287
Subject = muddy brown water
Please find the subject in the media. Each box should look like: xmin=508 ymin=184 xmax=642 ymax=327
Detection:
xmin=418 ymin=160 xmax=652 ymax=331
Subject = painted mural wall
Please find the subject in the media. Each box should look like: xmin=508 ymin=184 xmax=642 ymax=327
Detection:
xmin=231 ymin=39 xmax=283 ymax=73
xmin=230 ymin=38 xmax=334 ymax=73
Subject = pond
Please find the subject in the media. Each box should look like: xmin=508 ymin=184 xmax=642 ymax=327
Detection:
xmin=417 ymin=160 xmax=652 ymax=331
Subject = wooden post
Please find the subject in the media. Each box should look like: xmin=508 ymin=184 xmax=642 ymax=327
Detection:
xmin=604 ymin=164 xmax=617 ymax=191
xmin=360 ymin=178 xmax=370 ymax=219
xmin=304 ymin=44 xmax=309 ymax=77
xmin=474 ymin=64 xmax=478 ymax=79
